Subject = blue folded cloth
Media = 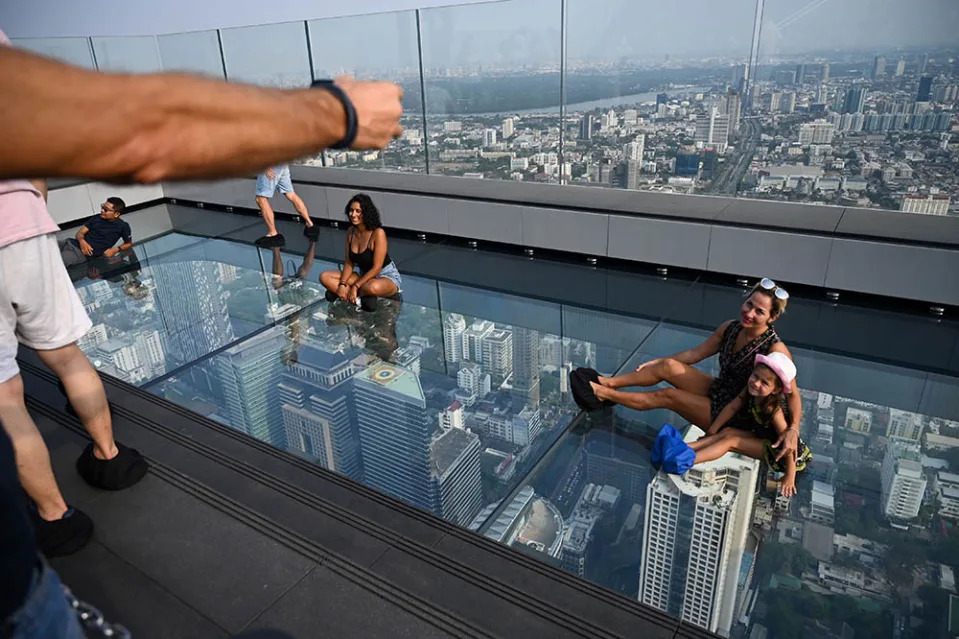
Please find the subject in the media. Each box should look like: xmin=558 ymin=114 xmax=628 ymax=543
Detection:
xmin=651 ymin=424 xmax=696 ymax=475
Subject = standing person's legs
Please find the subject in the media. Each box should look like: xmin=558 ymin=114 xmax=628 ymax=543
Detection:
xmin=9 ymin=234 xmax=146 ymax=489
xmin=277 ymin=166 xmax=319 ymax=238
xmin=255 ymin=171 xmax=280 ymax=241
xmin=0 ymin=236 xmax=95 ymax=555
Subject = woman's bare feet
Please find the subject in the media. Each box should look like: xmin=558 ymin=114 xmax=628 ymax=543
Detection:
xmin=590 ymin=381 xmax=613 ymax=401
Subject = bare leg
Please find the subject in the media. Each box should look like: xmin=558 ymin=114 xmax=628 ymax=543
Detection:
xmin=38 ymin=343 xmax=118 ymax=461
xmin=694 ymin=429 xmax=765 ymax=464
xmin=600 ymin=358 xmax=714 ymax=396
xmin=255 ymin=195 xmax=278 ymax=237
xmin=285 ymin=192 xmax=313 ymax=226
xmin=689 ymin=431 xmax=727 ymax=452
xmin=591 ymin=383 xmax=714 ymax=429
xmin=358 ymin=277 xmax=398 ymax=299
xmin=320 ymin=270 xmax=358 ymax=295
xmin=0 ymin=374 xmax=68 ymax=520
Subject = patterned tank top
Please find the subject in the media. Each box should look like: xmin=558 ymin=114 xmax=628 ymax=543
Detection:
xmin=708 ymin=321 xmax=781 ymax=421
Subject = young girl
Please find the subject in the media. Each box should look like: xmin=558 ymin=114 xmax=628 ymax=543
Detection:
xmin=689 ymin=352 xmax=812 ymax=496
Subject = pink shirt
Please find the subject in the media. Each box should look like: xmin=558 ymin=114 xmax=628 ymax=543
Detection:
xmin=0 ymin=28 xmax=61 ymax=247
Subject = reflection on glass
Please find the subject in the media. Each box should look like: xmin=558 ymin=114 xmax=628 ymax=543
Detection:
xmin=565 ymin=0 xmax=755 ymax=194
xmin=219 ymin=21 xmax=311 ymax=87
xmin=65 ymin=222 xmax=959 ymax=637
xmin=91 ymin=36 xmax=162 ymax=73
xmin=11 ymin=37 xmax=96 ymax=70
xmin=307 ymin=12 xmax=424 ymax=172
xmin=750 ymin=0 xmax=958 ymax=214
xmin=419 ymin=0 xmax=563 ymax=182
xmin=157 ymin=30 xmax=225 ymax=78
xmin=481 ymin=320 xmax=959 ymax=638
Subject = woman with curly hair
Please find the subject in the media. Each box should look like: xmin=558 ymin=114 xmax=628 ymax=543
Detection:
xmin=320 ymin=193 xmax=402 ymax=311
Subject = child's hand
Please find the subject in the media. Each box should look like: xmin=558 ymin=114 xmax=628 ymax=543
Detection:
xmin=780 ymin=476 xmax=797 ymax=498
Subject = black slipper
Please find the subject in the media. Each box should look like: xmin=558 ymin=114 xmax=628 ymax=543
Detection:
xmin=76 ymin=442 xmax=148 ymax=490
xmin=33 ymin=506 xmax=94 ymax=558
xmin=360 ymin=296 xmax=378 ymax=313
xmin=569 ymin=367 xmax=615 ymax=411
xmin=303 ymin=225 xmax=320 ymax=240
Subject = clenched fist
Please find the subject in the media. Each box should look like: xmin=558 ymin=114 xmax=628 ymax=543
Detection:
xmin=335 ymin=77 xmax=404 ymax=150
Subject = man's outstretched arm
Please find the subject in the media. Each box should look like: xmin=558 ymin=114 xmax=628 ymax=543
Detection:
xmin=0 ymin=47 xmax=403 ymax=183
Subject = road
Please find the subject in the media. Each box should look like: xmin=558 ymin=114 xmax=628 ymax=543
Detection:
xmin=709 ymin=117 xmax=762 ymax=195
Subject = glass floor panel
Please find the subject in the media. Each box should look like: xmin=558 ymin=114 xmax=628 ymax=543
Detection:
xmin=69 ymin=221 xmax=959 ymax=639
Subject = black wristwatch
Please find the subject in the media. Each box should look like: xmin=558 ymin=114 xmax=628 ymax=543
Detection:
xmin=311 ymin=79 xmax=358 ymax=149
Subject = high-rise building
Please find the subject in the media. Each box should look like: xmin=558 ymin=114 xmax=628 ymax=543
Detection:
xmin=624 ymin=135 xmax=645 ymax=162
xmin=798 ymin=120 xmax=835 ymax=145
xmin=917 ymin=75 xmax=934 ymax=102
xmin=722 ymin=90 xmax=741 ymax=134
xmin=152 ymin=260 xmax=234 ymax=366
xmin=887 ymin=409 xmax=924 ymax=441
xmin=510 ymin=406 xmax=542 ymax=447
xmin=639 ymin=445 xmax=760 ymax=635
xmin=602 ymin=109 xmax=618 ymax=131
xmin=430 ymin=427 xmax=483 ymax=526
xmin=457 ymin=361 xmax=491 ymax=398
xmin=842 ymin=87 xmax=867 ymax=114
xmin=881 ymin=442 xmax=927 ymax=521
xmin=483 ymin=128 xmax=497 ymax=147
xmin=694 ymin=108 xmax=729 ymax=153
xmin=872 ymin=55 xmax=886 ymax=80
xmin=675 ymin=149 xmax=700 ymax=177
xmin=779 ymin=92 xmax=796 ymax=114
xmin=844 ymin=407 xmax=873 ymax=433
xmin=443 ymin=313 xmax=467 ymax=363
xmin=511 ymin=326 xmax=540 ymax=409
xmin=215 ymin=327 xmax=287 ymax=448
xmin=625 ymin=160 xmax=643 ymax=190
xmin=438 ymin=400 xmax=465 ymax=431
xmin=482 ymin=328 xmax=513 ymax=384
xmin=354 ymin=362 xmax=434 ymax=512
xmin=501 ymin=117 xmax=515 ymax=139
xmin=765 ymin=92 xmax=782 ymax=112
xmin=894 ymin=59 xmax=906 ymax=76
xmin=656 ymin=92 xmax=669 ymax=107
xmin=901 ymin=194 xmax=950 ymax=216
xmin=463 ymin=319 xmax=495 ymax=362
xmin=820 ymin=62 xmax=830 ymax=82
xmin=578 ymin=114 xmax=594 ymax=141
xmin=920 ymin=53 xmax=929 ymax=73
xmin=279 ymin=342 xmax=361 ymax=480
xmin=795 ymin=63 xmax=806 ymax=85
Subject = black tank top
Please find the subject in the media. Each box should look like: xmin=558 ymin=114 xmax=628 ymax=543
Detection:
xmin=349 ymin=229 xmax=391 ymax=272
xmin=708 ymin=321 xmax=782 ymax=421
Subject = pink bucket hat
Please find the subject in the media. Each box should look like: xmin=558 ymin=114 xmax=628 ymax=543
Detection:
xmin=754 ymin=352 xmax=796 ymax=392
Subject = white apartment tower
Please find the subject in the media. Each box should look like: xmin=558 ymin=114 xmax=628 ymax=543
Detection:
xmin=639 ymin=429 xmax=759 ymax=635
xmin=443 ymin=313 xmax=467 ymax=363
xmin=881 ymin=442 xmax=927 ymax=521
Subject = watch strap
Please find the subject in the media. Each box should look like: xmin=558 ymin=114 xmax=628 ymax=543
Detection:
xmin=311 ymin=79 xmax=358 ymax=149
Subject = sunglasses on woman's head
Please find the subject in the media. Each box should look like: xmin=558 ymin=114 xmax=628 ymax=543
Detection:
xmin=759 ymin=277 xmax=789 ymax=300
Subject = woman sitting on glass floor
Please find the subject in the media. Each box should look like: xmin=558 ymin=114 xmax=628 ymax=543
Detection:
xmin=319 ymin=193 xmax=402 ymax=312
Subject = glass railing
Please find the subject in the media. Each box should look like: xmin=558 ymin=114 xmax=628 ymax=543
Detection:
xmin=12 ymin=2 xmax=958 ymax=215
xmin=65 ymin=204 xmax=959 ymax=638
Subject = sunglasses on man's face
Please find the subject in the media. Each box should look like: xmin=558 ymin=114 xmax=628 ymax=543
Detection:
xmin=759 ymin=277 xmax=789 ymax=300
xmin=101 ymin=204 xmax=117 ymax=214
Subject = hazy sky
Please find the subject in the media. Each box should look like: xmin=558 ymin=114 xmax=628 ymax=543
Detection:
xmin=8 ymin=0 xmax=959 ymax=79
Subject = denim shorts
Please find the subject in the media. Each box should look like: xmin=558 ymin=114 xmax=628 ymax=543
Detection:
xmin=255 ymin=165 xmax=294 ymax=198
xmin=3 ymin=557 xmax=85 ymax=639
xmin=359 ymin=262 xmax=402 ymax=292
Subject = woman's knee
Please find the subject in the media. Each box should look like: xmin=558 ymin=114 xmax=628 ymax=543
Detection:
xmin=657 ymin=357 xmax=684 ymax=380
